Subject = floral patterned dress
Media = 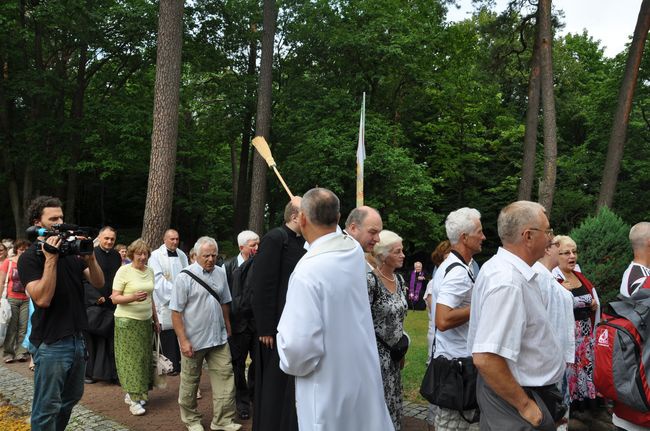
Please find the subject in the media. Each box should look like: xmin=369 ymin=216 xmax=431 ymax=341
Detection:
xmin=565 ymin=279 xmax=597 ymax=402
xmin=367 ymin=271 xmax=408 ymax=431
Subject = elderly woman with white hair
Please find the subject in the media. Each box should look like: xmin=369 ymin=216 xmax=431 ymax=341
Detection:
xmin=367 ymin=230 xmax=408 ymax=430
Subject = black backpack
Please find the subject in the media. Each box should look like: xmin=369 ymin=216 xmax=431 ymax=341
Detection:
xmin=230 ymin=256 xmax=255 ymax=318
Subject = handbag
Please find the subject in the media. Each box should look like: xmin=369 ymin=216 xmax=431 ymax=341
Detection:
xmin=420 ymin=355 xmax=478 ymax=413
xmin=377 ymin=332 xmax=410 ymax=362
xmin=153 ymin=333 xmax=173 ymax=388
xmin=419 ymin=259 xmax=478 ymax=422
xmin=0 ymin=268 xmax=12 ymax=344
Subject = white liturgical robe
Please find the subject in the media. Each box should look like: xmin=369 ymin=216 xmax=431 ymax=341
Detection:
xmin=277 ymin=231 xmax=394 ymax=431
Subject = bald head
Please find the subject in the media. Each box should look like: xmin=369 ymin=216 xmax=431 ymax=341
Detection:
xmin=630 ymin=222 xmax=650 ymax=250
xmin=163 ymin=229 xmax=180 ymax=251
xmin=345 ymin=206 xmax=383 ymax=253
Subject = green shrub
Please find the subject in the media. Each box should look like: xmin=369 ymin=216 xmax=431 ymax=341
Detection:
xmin=568 ymin=207 xmax=632 ymax=304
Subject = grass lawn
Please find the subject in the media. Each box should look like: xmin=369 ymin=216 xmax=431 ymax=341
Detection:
xmin=402 ymin=309 xmax=430 ymax=404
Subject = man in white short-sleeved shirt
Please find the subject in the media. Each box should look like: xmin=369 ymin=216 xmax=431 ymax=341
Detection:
xmin=432 ymin=207 xmax=485 ymax=430
xmin=468 ymin=201 xmax=564 ymax=431
xmin=170 ymin=236 xmax=241 ymax=431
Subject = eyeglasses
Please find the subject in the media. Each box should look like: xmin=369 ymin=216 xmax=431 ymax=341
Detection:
xmin=550 ymin=241 xmax=560 ymax=247
xmin=528 ymin=227 xmax=554 ymax=236
xmin=558 ymin=250 xmax=578 ymax=256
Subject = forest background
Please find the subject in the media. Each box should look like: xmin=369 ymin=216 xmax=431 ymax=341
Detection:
xmin=1 ymin=0 xmax=649 ymax=275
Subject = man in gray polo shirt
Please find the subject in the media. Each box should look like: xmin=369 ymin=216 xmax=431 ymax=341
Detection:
xmin=171 ymin=236 xmax=241 ymax=431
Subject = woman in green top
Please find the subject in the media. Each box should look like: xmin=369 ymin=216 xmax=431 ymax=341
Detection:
xmin=111 ymin=238 xmax=159 ymax=416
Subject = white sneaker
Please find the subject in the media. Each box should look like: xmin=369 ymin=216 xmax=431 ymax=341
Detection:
xmin=197 ymin=388 xmax=202 ymax=399
xmin=210 ymin=423 xmax=242 ymax=431
xmin=124 ymin=394 xmax=131 ymax=405
xmin=129 ymin=401 xmax=146 ymax=416
xmin=124 ymin=393 xmax=146 ymax=406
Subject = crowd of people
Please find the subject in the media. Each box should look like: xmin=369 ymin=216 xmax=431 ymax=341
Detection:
xmin=2 ymin=191 xmax=650 ymax=431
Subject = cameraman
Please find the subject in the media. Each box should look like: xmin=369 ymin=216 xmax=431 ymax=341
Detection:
xmin=17 ymin=196 xmax=104 ymax=430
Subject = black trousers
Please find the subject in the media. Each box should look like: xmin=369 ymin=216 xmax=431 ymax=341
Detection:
xmin=229 ymin=326 xmax=256 ymax=413
xmin=253 ymin=337 xmax=298 ymax=431
xmin=159 ymin=328 xmax=181 ymax=373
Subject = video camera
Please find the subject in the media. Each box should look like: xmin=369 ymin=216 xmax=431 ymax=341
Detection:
xmin=26 ymin=224 xmax=96 ymax=256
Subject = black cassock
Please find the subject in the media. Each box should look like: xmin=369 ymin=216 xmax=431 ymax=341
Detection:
xmin=84 ymin=246 xmax=121 ymax=382
xmin=251 ymin=225 xmax=305 ymax=431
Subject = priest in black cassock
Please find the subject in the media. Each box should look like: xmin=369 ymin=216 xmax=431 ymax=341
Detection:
xmin=84 ymin=226 xmax=122 ymax=383
xmin=251 ymin=197 xmax=306 ymax=431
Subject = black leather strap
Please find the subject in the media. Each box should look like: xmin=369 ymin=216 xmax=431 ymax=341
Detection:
xmin=181 ymin=269 xmax=221 ymax=304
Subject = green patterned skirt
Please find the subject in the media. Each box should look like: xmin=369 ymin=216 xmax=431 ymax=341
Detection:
xmin=114 ymin=317 xmax=153 ymax=401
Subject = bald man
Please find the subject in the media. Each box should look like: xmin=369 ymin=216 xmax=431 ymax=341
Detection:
xmin=149 ymin=229 xmax=189 ymax=374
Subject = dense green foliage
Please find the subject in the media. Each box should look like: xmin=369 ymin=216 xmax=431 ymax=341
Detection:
xmin=1 ymin=0 xmax=649 ymax=258
xmin=569 ymin=207 xmax=632 ymax=304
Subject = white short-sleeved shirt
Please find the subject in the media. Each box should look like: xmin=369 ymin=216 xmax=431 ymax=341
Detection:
xmin=533 ymin=262 xmax=575 ymax=364
xmin=468 ymin=247 xmax=565 ymax=387
xmin=169 ymin=262 xmax=232 ymax=351
xmin=434 ymin=251 xmax=475 ymax=359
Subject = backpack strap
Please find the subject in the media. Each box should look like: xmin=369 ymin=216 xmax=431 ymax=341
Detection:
xmin=610 ymin=295 xmax=650 ymax=341
xmin=181 ymin=269 xmax=221 ymax=304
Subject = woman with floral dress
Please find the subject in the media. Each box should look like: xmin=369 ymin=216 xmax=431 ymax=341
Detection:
xmin=367 ymin=230 xmax=408 ymax=431
xmin=555 ymin=235 xmax=600 ymax=413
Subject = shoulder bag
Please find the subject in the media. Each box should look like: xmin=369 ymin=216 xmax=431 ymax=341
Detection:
xmin=419 ymin=260 xmax=479 ymax=422
xmin=152 ymin=332 xmax=173 ymax=389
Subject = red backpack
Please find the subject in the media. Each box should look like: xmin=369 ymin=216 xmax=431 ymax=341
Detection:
xmin=594 ymin=277 xmax=650 ymax=426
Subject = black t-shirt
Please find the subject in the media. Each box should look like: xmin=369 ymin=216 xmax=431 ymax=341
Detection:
xmin=17 ymin=243 xmax=88 ymax=346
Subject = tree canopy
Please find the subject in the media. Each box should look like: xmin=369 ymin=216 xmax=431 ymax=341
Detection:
xmin=1 ymin=0 xmax=649 ymax=262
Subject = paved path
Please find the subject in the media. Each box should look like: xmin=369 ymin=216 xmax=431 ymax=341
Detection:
xmin=1 ymin=361 xmax=431 ymax=430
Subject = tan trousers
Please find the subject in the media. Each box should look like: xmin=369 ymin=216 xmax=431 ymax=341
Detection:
xmin=179 ymin=343 xmax=237 ymax=428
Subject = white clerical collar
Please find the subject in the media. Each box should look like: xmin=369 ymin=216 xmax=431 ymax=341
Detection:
xmin=304 ymin=230 xmax=339 ymax=251
xmin=237 ymin=253 xmax=244 ymax=266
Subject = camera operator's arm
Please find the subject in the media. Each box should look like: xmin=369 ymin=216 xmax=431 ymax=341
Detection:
xmin=25 ymin=236 xmax=60 ymax=308
xmin=82 ymin=252 xmax=104 ymax=289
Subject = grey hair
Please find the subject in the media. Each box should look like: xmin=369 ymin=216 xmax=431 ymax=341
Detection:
xmin=630 ymin=222 xmax=650 ymax=249
xmin=497 ymin=201 xmax=546 ymax=244
xmin=373 ymin=230 xmax=403 ymax=263
xmin=302 ymin=188 xmax=340 ymax=227
xmin=445 ymin=207 xmax=482 ymax=245
xmin=193 ymin=236 xmax=218 ymax=255
xmin=237 ymin=230 xmax=259 ymax=247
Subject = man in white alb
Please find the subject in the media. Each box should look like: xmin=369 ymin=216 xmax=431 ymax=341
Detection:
xmin=149 ymin=229 xmax=188 ymax=375
xmin=277 ymin=188 xmax=394 ymax=431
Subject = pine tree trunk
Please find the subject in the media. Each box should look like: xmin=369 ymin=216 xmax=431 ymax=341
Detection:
xmin=66 ymin=45 xmax=87 ymax=224
xmin=233 ymin=23 xmax=257 ymax=234
xmin=597 ymin=0 xmax=650 ymax=209
xmin=537 ymin=0 xmax=557 ymax=214
xmin=141 ymin=0 xmax=184 ymax=247
xmin=518 ymin=23 xmax=541 ymax=201
xmin=248 ymin=0 xmax=277 ymax=234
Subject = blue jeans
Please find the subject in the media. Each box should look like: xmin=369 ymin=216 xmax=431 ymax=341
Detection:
xmin=31 ymin=334 xmax=86 ymax=431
